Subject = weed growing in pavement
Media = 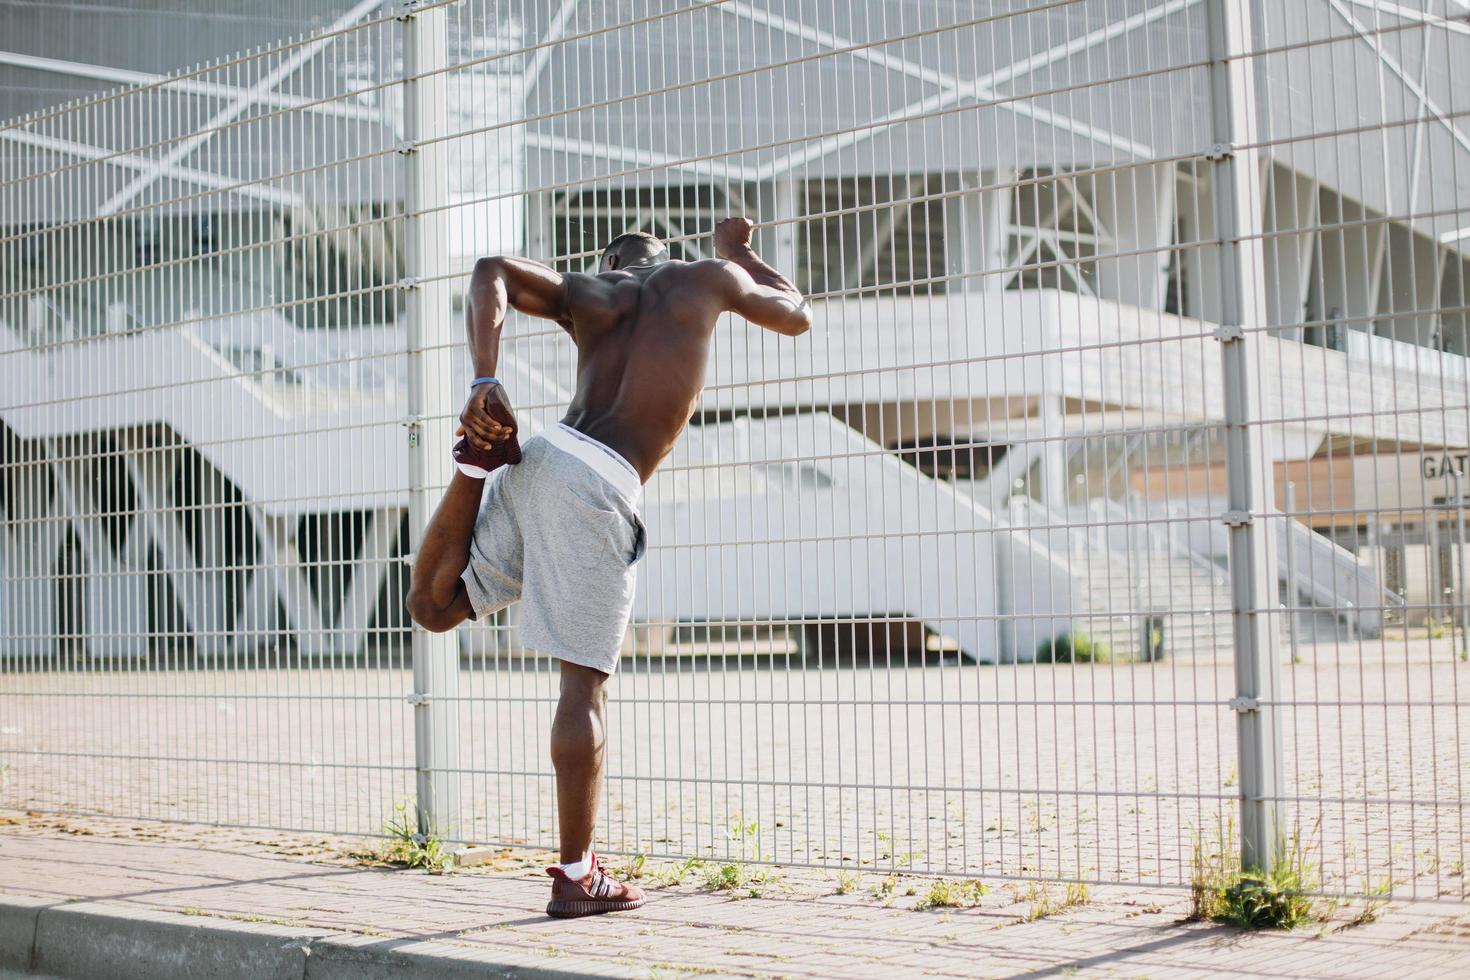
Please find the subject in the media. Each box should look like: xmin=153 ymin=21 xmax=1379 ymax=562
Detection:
xmin=915 ymin=878 xmax=989 ymax=910
xmin=1189 ymin=817 xmax=1240 ymax=921
xmin=702 ymin=862 xmax=748 ymax=891
xmin=616 ymin=853 xmax=648 ymax=880
xmin=1343 ymin=876 xmax=1392 ymax=928
xmin=1189 ymin=817 xmax=1323 ymax=929
xmin=675 ymin=814 xmax=778 ymax=897
xmin=728 ymin=814 xmax=766 ymax=861
xmin=871 ymin=873 xmax=901 ymax=901
xmin=699 ymin=859 xmax=778 ymax=897
xmin=834 ymin=870 xmax=860 ymax=894
xmin=647 ymin=857 xmax=705 ymax=887
xmin=649 ymin=964 xmax=722 ymax=978
xmin=380 ymin=800 xmax=450 ymax=872
xmin=1015 ymin=881 xmax=1088 ymax=921
xmin=1019 ymin=883 xmax=1054 ymax=921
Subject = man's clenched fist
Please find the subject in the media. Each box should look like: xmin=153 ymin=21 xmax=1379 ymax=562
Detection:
xmin=713 ymin=216 xmax=755 ymax=259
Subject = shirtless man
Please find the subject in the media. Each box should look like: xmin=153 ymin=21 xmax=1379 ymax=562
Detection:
xmin=405 ymin=217 xmax=810 ymax=917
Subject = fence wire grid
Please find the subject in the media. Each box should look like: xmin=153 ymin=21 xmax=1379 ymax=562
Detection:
xmin=2 ymin=0 xmax=1469 ymax=902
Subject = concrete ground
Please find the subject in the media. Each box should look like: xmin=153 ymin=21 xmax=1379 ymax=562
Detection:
xmin=2 ymin=811 xmax=1470 ymax=979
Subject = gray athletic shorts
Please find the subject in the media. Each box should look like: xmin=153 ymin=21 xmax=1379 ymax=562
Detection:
xmin=460 ymin=423 xmax=646 ymax=675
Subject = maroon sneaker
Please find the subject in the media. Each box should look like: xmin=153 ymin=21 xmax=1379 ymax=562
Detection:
xmin=453 ymin=432 xmax=522 ymax=478
xmin=545 ymin=854 xmax=646 ymax=918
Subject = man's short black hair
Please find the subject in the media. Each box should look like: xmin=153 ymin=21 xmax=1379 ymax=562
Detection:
xmin=602 ymin=230 xmax=665 ymax=260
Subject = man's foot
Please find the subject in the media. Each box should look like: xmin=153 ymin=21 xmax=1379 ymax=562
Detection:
xmin=545 ymin=854 xmax=646 ymax=918
xmin=453 ymin=433 xmax=522 ymax=478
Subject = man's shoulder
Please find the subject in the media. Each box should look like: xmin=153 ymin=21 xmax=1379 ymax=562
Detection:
xmin=667 ymin=258 xmax=739 ymax=288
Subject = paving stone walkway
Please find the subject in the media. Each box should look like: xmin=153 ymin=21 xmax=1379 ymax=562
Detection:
xmin=2 ymin=811 xmax=1468 ymax=978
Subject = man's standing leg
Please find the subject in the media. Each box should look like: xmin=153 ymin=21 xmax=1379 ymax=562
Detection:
xmin=551 ymin=661 xmax=608 ymax=863
xmin=543 ymin=659 xmax=645 ymax=916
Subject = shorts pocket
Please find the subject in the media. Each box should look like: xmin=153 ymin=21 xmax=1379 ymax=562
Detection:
xmin=554 ymin=484 xmax=642 ymax=567
xmin=627 ymin=513 xmax=647 ymax=566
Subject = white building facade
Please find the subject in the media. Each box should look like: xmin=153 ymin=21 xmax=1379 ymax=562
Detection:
xmin=3 ymin=0 xmax=1468 ymax=663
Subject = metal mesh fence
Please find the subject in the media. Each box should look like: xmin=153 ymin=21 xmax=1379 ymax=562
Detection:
xmin=2 ymin=0 xmax=1468 ymax=902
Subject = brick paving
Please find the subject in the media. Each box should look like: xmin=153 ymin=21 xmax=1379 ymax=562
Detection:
xmin=3 ymin=639 xmax=1468 ymax=898
xmin=2 ymin=812 xmax=1470 ymax=978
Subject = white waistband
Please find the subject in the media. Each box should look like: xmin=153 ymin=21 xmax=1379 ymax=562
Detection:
xmin=544 ymin=423 xmax=642 ymax=503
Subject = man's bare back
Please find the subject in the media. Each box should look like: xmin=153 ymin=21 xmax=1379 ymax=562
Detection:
xmin=404 ymin=218 xmax=808 ymax=918
xmin=456 ymin=217 xmax=810 ymax=482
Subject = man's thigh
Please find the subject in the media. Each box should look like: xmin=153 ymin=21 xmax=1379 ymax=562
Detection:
xmin=460 ymin=469 xmax=526 ymax=619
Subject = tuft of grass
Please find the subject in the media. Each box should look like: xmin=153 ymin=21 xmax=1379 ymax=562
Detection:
xmin=649 ymin=964 xmax=722 ymax=978
xmin=915 ymin=878 xmax=990 ymax=910
xmin=665 ymin=814 xmax=779 ymax=897
xmin=1016 ymin=881 xmax=1089 ymax=922
xmin=728 ymin=814 xmax=766 ymax=862
xmin=647 ymin=857 xmax=705 ymax=887
xmin=700 ymin=860 xmax=776 ymax=896
xmin=1216 ymin=870 xmax=1318 ymax=929
xmin=616 ymin=853 xmax=649 ymax=880
xmin=1343 ymin=876 xmax=1392 ymax=928
xmin=871 ymin=873 xmax=900 ymax=901
xmin=834 ymin=870 xmax=860 ymax=895
xmin=381 ymin=801 xmax=450 ymax=872
xmin=1190 ymin=818 xmax=1322 ymax=929
xmin=702 ymin=862 xmax=746 ymax=891
xmin=1190 ymin=817 xmax=1241 ymax=922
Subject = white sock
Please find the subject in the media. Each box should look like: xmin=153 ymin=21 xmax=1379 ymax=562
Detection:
xmin=560 ymin=851 xmax=592 ymax=879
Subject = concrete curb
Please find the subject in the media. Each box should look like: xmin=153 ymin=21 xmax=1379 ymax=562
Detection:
xmin=0 ymin=895 xmax=639 ymax=979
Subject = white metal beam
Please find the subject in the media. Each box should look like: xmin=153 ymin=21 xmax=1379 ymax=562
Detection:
xmin=1326 ymin=0 xmax=1470 ymax=158
xmin=520 ymin=130 xmax=756 ymax=183
xmin=719 ymin=1 xmax=953 ymax=90
xmin=0 ymin=50 xmax=384 ymax=123
xmin=724 ymin=0 xmax=1158 ymax=163
xmin=1406 ymin=11 xmax=1436 ymax=215
xmin=95 ymin=0 xmax=384 ymax=217
xmin=0 ymin=127 xmax=303 ymax=208
xmin=520 ymin=0 xmax=583 ymax=94
xmin=754 ymin=0 xmax=1200 ymax=179
xmin=1339 ymin=0 xmax=1470 ymax=38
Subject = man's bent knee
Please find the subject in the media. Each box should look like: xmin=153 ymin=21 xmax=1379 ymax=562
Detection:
xmin=406 ymin=588 xmax=469 ymax=633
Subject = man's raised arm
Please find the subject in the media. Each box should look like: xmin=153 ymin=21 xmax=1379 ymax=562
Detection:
xmin=459 ymin=255 xmax=569 ymax=449
xmin=711 ymin=217 xmax=812 ymax=337
xmin=466 ymin=255 xmax=570 ymax=377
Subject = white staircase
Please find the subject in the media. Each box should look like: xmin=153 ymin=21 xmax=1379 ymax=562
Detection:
xmin=1068 ymin=545 xmax=1234 ymax=661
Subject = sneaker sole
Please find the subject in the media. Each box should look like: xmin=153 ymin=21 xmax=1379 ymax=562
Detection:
xmin=545 ymin=897 xmax=646 ymax=919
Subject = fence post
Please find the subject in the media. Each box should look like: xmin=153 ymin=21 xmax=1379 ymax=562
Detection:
xmin=400 ymin=0 xmax=461 ymax=843
xmin=1205 ymin=0 xmax=1284 ymax=873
